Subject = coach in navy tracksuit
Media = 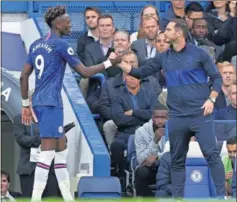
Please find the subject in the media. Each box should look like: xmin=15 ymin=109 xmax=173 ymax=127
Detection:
xmin=118 ymin=18 xmax=225 ymax=199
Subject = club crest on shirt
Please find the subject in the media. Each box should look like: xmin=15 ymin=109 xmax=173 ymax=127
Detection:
xmin=67 ymin=47 xmax=74 ymax=55
xmin=58 ymin=126 xmax=63 ymax=133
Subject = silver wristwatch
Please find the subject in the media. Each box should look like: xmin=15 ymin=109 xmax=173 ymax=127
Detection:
xmin=209 ymin=97 xmax=216 ymax=104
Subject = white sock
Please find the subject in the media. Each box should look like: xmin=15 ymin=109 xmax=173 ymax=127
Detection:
xmin=31 ymin=150 xmax=55 ymax=202
xmin=54 ymin=149 xmax=74 ymax=202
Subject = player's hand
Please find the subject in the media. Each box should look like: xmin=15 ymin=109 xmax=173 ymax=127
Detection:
xmin=154 ymin=128 xmax=165 ymax=143
xmin=21 ymin=107 xmax=33 ymax=126
xmin=108 ymin=52 xmax=117 ymax=60
xmin=225 ymin=171 xmax=233 ymax=180
xmin=201 ymin=99 xmax=214 ymax=116
xmin=142 ymin=155 xmax=157 ymax=167
xmin=117 ymin=61 xmax=132 ymax=73
xmin=108 ymin=52 xmax=122 ymax=66
xmin=124 ymin=110 xmax=133 ymax=116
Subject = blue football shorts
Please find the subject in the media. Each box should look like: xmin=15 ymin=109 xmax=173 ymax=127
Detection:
xmin=33 ymin=106 xmax=64 ymax=138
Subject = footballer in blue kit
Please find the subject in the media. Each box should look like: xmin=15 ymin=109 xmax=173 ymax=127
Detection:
xmin=20 ymin=6 xmax=120 ymax=202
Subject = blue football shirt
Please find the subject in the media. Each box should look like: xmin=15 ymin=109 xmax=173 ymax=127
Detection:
xmin=26 ymin=32 xmax=81 ymax=108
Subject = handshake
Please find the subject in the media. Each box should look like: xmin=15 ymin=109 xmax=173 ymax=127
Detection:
xmin=103 ymin=51 xmax=133 ymax=73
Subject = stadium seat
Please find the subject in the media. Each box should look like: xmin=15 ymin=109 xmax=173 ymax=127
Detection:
xmin=184 ymin=158 xmax=216 ymax=198
xmin=77 ymin=176 xmax=122 ymax=198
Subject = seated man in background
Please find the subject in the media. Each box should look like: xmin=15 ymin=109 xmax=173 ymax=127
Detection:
xmin=110 ymin=51 xmax=161 ymax=189
xmin=134 ymin=104 xmax=168 ymax=197
xmin=215 ymin=62 xmax=236 ymax=110
xmin=191 ymin=18 xmax=222 ymax=61
xmin=131 ymin=16 xmax=159 ymax=66
xmin=215 ymin=82 xmax=237 ymax=120
xmin=222 ymin=135 xmax=236 ymax=197
xmin=1 ymin=170 xmax=22 ymax=201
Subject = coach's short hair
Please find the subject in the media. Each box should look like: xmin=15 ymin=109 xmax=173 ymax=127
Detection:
xmin=170 ymin=18 xmax=189 ymax=39
xmin=44 ymin=5 xmax=66 ymax=28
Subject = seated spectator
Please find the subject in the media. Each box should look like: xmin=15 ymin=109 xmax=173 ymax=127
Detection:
xmin=206 ymin=1 xmax=232 ymax=42
xmin=1 ymin=170 xmax=22 ymax=202
xmin=130 ymin=5 xmax=159 ymax=43
xmin=134 ymin=104 xmax=168 ymax=197
xmin=77 ymin=7 xmax=101 ymax=97
xmin=84 ymin=15 xmax=115 ymax=114
xmin=215 ymin=62 xmax=236 ymax=109
xmin=110 ymin=51 xmax=161 ymax=185
xmin=221 ymin=135 xmax=236 ymax=197
xmin=155 ymin=31 xmax=170 ymax=89
xmin=207 ymin=1 xmax=236 ymax=45
xmin=184 ymin=2 xmax=204 ymax=45
xmin=160 ymin=0 xmax=186 ymax=31
xmin=107 ymin=30 xmax=131 ymax=77
xmin=13 ymin=90 xmax=60 ymax=198
xmin=155 ymin=152 xmax=172 ymax=198
xmin=191 ymin=18 xmax=222 ymax=61
xmin=215 ymin=82 xmax=237 ymax=120
xmin=77 ymin=7 xmax=100 ymax=63
xmin=131 ymin=16 xmax=159 ymax=66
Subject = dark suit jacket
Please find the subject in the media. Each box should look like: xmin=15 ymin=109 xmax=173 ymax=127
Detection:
xmin=13 ymin=115 xmax=41 ymax=175
xmin=131 ymin=38 xmax=150 ymax=66
xmin=77 ymin=32 xmax=95 ymax=64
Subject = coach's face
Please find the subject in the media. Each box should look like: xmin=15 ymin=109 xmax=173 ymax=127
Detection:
xmin=57 ymin=14 xmax=72 ymax=36
xmin=164 ymin=22 xmax=178 ymax=44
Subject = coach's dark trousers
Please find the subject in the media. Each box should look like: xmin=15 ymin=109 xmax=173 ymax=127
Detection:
xmin=168 ymin=113 xmax=225 ymax=198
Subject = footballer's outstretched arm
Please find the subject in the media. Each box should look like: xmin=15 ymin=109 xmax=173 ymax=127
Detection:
xmin=73 ymin=58 xmax=120 ymax=78
xmin=20 ymin=64 xmax=33 ymax=100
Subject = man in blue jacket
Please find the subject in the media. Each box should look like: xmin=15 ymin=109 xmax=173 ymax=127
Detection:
xmin=118 ymin=18 xmax=225 ymax=199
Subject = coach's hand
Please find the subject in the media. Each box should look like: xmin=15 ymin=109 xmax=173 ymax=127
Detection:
xmin=117 ymin=61 xmax=132 ymax=73
xmin=201 ymin=99 xmax=214 ymax=116
xmin=22 ymin=107 xmax=32 ymax=126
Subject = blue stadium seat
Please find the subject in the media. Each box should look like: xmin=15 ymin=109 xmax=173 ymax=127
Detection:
xmin=78 ymin=176 xmax=122 ymax=198
xmin=184 ymin=158 xmax=216 ymax=198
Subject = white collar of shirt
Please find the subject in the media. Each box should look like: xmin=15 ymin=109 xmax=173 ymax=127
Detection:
xmin=2 ymin=191 xmax=16 ymax=202
xmin=87 ymin=30 xmax=98 ymax=41
xmin=99 ymin=41 xmax=113 ymax=56
xmin=145 ymin=38 xmax=156 ymax=59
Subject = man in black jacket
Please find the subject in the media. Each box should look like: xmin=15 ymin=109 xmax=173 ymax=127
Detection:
xmin=77 ymin=7 xmax=100 ymax=63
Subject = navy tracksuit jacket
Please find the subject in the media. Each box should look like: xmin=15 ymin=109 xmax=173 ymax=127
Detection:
xmin=129 ymin=43 xmax=225 ymax=198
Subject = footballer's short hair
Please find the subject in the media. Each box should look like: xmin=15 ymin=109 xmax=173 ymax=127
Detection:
xmin=44 ymin=5 xmax=67 ymax=28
